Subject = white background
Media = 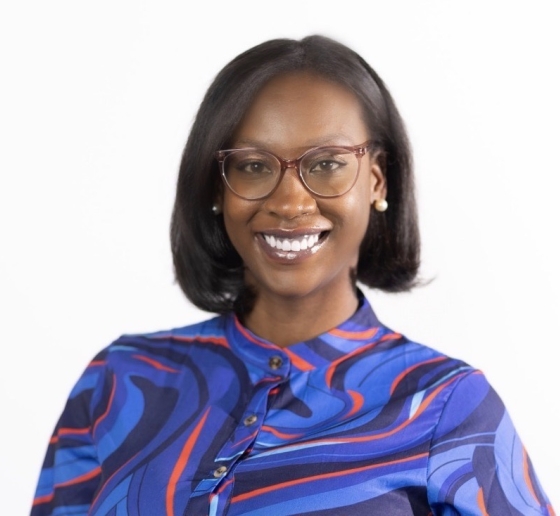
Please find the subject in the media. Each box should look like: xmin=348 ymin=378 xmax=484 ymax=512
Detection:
xmin=1 ymin=0 xmax=558 ymax=512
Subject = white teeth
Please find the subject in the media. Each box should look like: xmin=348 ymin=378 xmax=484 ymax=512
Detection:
xmin=263 ymin=234 xmax=321 ymax=252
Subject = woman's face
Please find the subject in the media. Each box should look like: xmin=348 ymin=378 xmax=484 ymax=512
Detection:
xmin=220 ymin=72 xmax=386 ymax=303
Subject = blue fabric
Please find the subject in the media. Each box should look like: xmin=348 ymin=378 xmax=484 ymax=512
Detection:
xmin=32 ymin=297 xmax=553 ymax=515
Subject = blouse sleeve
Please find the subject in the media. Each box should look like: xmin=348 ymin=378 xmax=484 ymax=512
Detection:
xmin=427 ymin=370 xmax=554 ymax=515
xmin=31 ymin=357 xmax=107 ymax=516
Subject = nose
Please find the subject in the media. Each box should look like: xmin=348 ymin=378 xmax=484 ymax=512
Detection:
xmin=262 ymin=165 xmax=317 ymax=219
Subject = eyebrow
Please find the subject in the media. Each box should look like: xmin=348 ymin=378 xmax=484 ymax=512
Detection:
xmin=231 ymin=134 xmax=356 ymax=149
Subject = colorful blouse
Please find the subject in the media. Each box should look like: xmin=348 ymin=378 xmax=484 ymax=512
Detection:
xmin=32 ymin=297 xmax=553 ymax=515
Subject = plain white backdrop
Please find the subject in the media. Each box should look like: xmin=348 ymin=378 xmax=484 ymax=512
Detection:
xmin=1 ymin=0 xmax=558 ymax=512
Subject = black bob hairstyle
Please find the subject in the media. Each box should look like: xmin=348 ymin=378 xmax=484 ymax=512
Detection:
xmin=171 ymin=35 xmax=420 ymax=314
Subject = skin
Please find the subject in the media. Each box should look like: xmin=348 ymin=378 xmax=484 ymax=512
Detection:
xmin=220 ymin=72 xmax=386 ymax=347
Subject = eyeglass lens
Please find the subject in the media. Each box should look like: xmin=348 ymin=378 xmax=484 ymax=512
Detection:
xmin=222 ymin=147 xmax=361 ymax=200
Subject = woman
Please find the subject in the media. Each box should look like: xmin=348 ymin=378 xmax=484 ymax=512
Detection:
xmin=32 ymin=36 xmax=553 ymax=515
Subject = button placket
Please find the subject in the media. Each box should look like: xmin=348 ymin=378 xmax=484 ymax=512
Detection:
xmin=269 ymin=355 xmax=283 ymax=370
xmin=243 ymin=414 xmax=258 ymax=426
xmin=213 ymin=465 xmax=228 ymax=478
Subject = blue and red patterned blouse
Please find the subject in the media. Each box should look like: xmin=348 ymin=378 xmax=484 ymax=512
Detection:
xmin=32 ymin=296 xmax=553 ymax=515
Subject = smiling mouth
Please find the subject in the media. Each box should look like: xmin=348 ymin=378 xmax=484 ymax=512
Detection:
xmin=262 ymin=232 xmax=327 ymax=252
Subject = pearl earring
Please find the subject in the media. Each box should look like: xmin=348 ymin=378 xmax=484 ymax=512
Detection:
xmin=212 ymin=204 xmax=222 ymax=215
xmin=374 ymin=199 xmax=388 ymax=212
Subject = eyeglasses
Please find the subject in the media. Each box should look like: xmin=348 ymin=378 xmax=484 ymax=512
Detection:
xmin=215 ymin=141 xmax=375 ymax=200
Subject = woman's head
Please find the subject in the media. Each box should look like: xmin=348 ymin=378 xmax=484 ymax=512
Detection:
xmin=171 ymin=35 xmax=420 ymax=314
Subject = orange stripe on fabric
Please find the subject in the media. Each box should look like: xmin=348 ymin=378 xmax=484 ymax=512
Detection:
xmin=283 ymin=348 xmax=314 ymax=371
xmin=231 ymin=452 xmax=428 ymax=503
xmin=548 ymin=505 xmax=556 ymax=516
xmin=57 ymin=466 xmax=102 ymax=488
xmin=260 ymin=425 xmax=303 ymax=440
xmin=390 ymin=356 xmax=447 ymax=395
xmin=328 ymin=327 xmax=379 ymax=340
xmin=169 ymin=335 xmax=230 ymax=348
xmin=153 ymin=332 xmax=230 ymax=348
xmin=477 ymin=487 xmax=490 ymax=516
xmin=133 ymin=354 xmax=180 ymax=373
xmin=32 ymin=493 xmax=54 ymax=506
xmin=523 ymin=446 xmax=541 ymax=504
xmin=380 ymin=332 xmax=401 ymax=342
xmin=49 ymin=426 xmax=90 ymax=445
xmin=347 ymin=390 xmax=364 ymax=417
xmin=92 ymin=374 xmax=117 ymax=437
xmin=166 ymin=408 xmax=210 ymax=516
xmin=33 ymin=467 xmax=102 ymax=506
xmin=88 ymin=360 xmax=106 ymax=367
xmin=57 ymin=427 xmax=90 ymax=437
xmin=325 ymin=341 xmax=379 ymax=388
xmin=257 ymin=376 xmax=282 ymax=385
xmin=58 ymin=427 xmax=90 ymax=435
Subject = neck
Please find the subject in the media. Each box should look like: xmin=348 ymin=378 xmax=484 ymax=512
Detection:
xmin=241 ymin=285 xmax=360 ymax=348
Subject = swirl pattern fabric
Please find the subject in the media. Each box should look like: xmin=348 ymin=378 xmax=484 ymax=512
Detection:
xmin=32 ymin=297 xmax=553 ymax=515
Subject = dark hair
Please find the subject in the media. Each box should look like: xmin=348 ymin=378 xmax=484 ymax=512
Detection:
xmin=171 ymin=35 xmax=420 ymax=314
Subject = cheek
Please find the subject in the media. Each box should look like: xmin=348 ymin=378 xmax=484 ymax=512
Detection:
xmin=222 ymin=198 xmax=256 ymax=249
xmin=339 ymin=186 xmax=372 ymax=233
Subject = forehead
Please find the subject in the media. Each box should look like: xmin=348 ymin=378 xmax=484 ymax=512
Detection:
xmin=231 ymin=72 xmax=369 ymax=154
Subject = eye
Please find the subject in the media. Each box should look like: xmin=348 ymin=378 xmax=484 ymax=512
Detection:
xmin=226 ymin=151 xmax=276 ymax=178
xmin=310 ymin=159 xmax=341 ymax=173
xmin=237 ymin=160 xmax=273 ymax=175
xmin=308 ymin=154 xmax=348 ymax=175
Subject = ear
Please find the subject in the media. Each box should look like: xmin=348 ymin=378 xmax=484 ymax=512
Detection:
xmin=369 ymin=151 xmax=387 ymax=205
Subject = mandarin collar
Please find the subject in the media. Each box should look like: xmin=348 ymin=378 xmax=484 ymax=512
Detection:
xmin=226 ymin=293 xmax=386 ymax=373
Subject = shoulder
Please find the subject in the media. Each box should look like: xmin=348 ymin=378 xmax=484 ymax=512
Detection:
xmin=431 ymin=368 xmax=504 ymax=439
xmin=84 ymin=314 xmax=230 ymax=376
xmin=119 ymin=313 xmax=227 ymax=346
xmin=374 ymin=327 xmax=478 ymax=400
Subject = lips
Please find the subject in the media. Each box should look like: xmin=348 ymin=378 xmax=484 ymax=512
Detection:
xmin=263 ymin=233 xmax=320 ymax=252
xmin=256 ymin=229 xmax=329 ymax=262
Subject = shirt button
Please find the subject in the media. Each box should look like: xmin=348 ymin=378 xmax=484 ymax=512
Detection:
xmin=269 ymin=356 xmax=283 ymax=370
xmin=213 ymin=465 xmax=227 ymax=478
xmin=243 ymin=414 xmax=258 ymax=426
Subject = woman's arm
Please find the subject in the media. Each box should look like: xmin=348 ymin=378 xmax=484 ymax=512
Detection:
xmin=427 ymin=370 xmax=553 ymax=515
xmin=31 ymin=359 xmax=106 ymax=516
